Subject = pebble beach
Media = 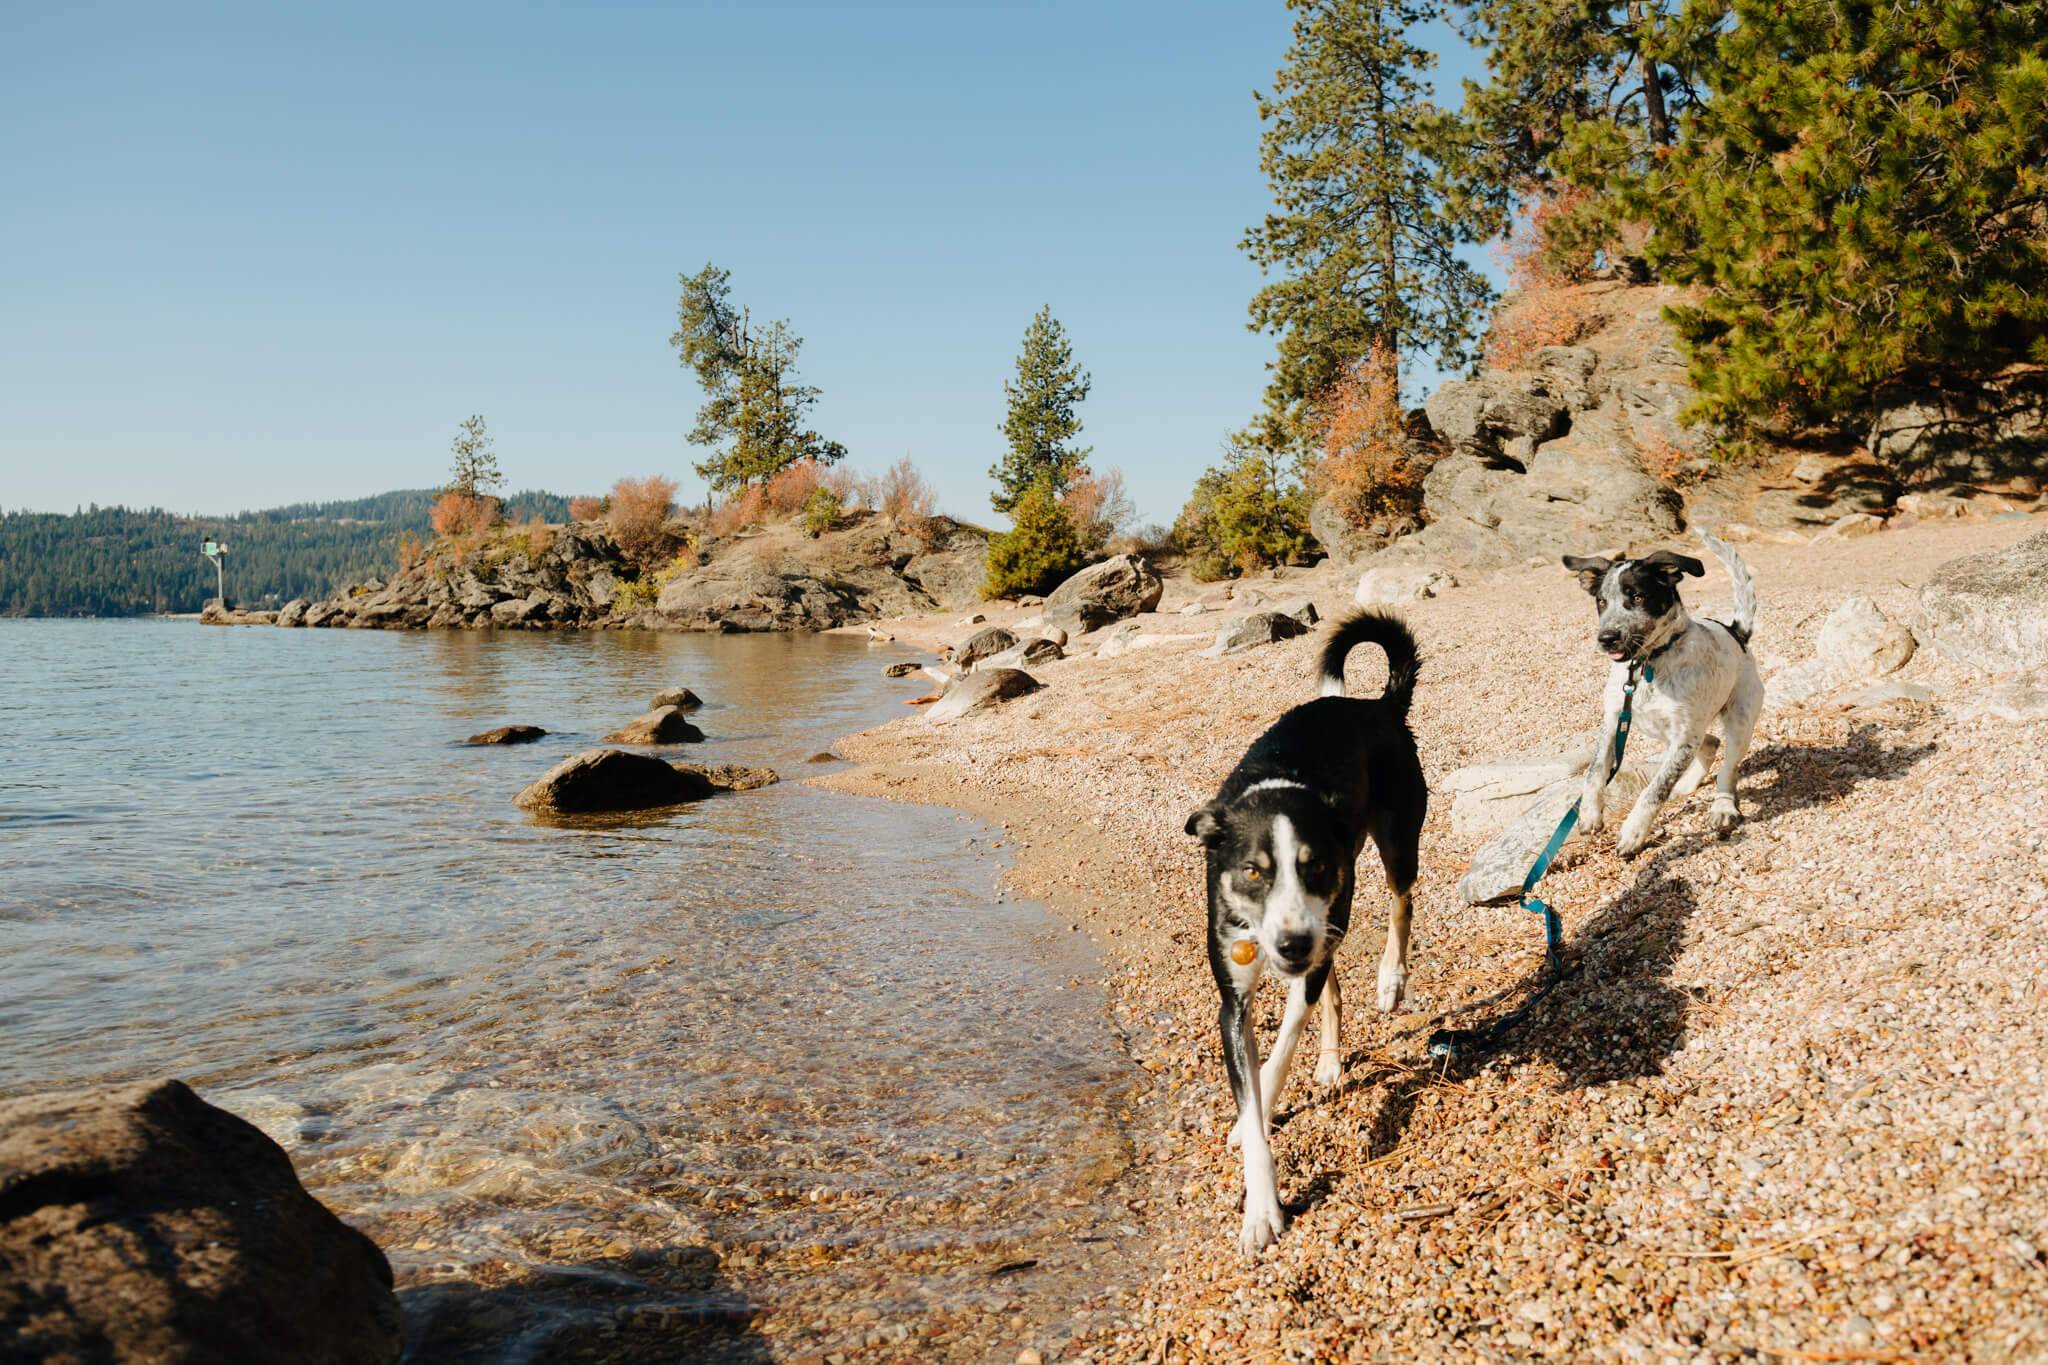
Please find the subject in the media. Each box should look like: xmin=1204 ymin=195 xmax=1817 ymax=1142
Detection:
xmin=822 ymin=515 xmax=2048 ymax=1362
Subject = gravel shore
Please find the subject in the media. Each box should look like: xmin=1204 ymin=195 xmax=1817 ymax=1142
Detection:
xmin=822 ymin=516 xmax=2048 ymax=1362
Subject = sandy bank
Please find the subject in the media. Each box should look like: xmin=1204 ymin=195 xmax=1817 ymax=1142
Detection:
xmin=822 ymin=516 xmax=2048 ymax=1361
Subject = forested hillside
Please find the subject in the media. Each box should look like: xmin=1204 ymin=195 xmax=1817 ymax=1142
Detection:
xmin=0 ymin=490 xmax=571 ymax=617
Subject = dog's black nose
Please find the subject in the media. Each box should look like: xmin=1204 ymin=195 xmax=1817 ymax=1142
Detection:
xmin=1597 ymin=629 xmax=1622 ymax=650
xmin=1275 ymin=931 xmax=1314 ymax=966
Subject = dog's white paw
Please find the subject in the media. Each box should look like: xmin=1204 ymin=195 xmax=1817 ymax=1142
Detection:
xmin=1377 ymin=959 xmax=1407 ymax=1013
xmin=1615 ymin=811 xmax=1656 ymax=858
xmin=1239 ymin=1192 xmax=1286 ymax=1255
xmin=1314 ymin=1051 xmax=1343 ymax=1090
xmin=1710 ymin=797 xmax=1741 ymax=837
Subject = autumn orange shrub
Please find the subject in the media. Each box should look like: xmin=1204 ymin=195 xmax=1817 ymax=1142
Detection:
xmin=607 ymin=476 xmax=678 ymax=565
xmin=567 ymin=495 xmax=605 ymax=522
xmin=1481 ymin=185 xmax=1609 ymax=372
xmin=515 ymin=512 xmax=552 ymax=559
xmin=395 ymin=530 xmax=425 ymax=572
xmin=762 ymin=459 xmax=824 ymax=514
xmin=878 ymin=457 xmax=936 ymax=519
xmin=430 ymin=491 xmax=499 ymax=539
xmin=1312 ymin=342 xmax=1426 ymax=525
xmin=1060 ymin=468 xmax=1135 ymax=551
xmin=707 ymin=484 xmax=767 ymax=537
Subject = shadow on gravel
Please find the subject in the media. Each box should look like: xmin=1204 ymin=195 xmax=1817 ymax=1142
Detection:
xmin=399 ymin=1246 xmax=769 ymax=1365
xmin=1357 ymin=728 xmax=1940 ymax=1149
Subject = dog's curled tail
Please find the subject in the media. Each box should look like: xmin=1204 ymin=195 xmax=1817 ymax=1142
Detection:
xmin=1699 ymin=531 xmax=1758 ymax=647
xmin=1317 ymin=609 xmax=1420 ymax=714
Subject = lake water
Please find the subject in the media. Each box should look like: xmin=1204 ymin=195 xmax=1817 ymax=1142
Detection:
xmin=0 ymin=619 xmax=1145 ymax=1361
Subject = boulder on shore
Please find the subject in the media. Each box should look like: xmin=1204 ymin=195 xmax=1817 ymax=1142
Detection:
xmin=977 ymin=636 xmax=1064 ymax=671
xmin=604 ymin=705 xmax=705 ymax=745
xmin=1920 ymin=529 xmax=2048 ymax=672
xmin=0 ymin=1079 xmax=401 ymax=1365
xmin=927 ymin=668 xmax=1041 ymax=722
xmin=1043 ymin=554 xmax=1164 ymax=633
xmin=1204 ymin=610 xmax=1311 ymax=657
xmin=954 ymin=625 xmax=1019 ymax=667
xmin=465 ymin=724 xmax=548 ymax=745
xmin=650 ymin=687 xmax=703 ymax=711
xmin=514 ymin=748 xmax=715 ymax=812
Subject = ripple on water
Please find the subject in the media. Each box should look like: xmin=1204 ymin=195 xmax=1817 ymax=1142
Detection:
xmin=2 ymin=621 xmax=1144 ymax=1361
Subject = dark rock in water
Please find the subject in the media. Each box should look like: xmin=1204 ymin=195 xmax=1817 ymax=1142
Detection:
xmin=0 ymin=1079 xmax=401 ymax=1365
xmin=883 ymin=662 xmax=921 ymax=678
xmin=671 ymin=761 xmax=781 ymax=791
xmin=955 ymin=626 xmax=1018 ymax=667
xmin=604 ymin=705 xmax=705 ymax=745
xmin=806 ymin=751 xmax=839 ymax=764
xmin=927 ymin=668 xmax=1041 ymax=722
xmin=1206 ymin=611 xmax=1311 ymax=656
xmin=650 ymin=687 xmax=703 ymax=710
xmin=466 ymin=724 xmax=548 ymax=745
xmin=514 ymin=748 xmax=714 ymax=812
xmin=1044 ymin=554 xmax=1164 ymax=633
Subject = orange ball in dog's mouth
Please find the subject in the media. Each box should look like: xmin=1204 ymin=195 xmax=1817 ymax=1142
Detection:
xmin=1230 ymin=940 xmax=1257 ymax=966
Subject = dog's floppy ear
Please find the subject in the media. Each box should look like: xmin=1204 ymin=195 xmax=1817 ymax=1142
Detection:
xmin=1639 ymin=549 xmax=1705 ymax=579
xmin=1185 ymin=803 xmax=1227 ymax=847
xmin=1561 ymin=554 xmax=1612 ymax=595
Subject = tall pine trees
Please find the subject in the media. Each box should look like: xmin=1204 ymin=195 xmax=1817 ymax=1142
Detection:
xmin=1648 ymin=0 xmax=2048 ymax=436
xmin=990 ymin=306 xmax=1093 ymax=513
xmin=671 ymin=264 xmax=847 ymax=492
xmin=1241 ymin=0 xmax=1493 ymax=451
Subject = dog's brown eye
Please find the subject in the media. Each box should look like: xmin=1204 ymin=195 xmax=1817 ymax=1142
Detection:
xmin=1243 ymin=865 xmax=1263 ymax=882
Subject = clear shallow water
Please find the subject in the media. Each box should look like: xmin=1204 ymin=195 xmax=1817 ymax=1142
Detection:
xmin=0 ymin=619 xmax=1141 ymax=1360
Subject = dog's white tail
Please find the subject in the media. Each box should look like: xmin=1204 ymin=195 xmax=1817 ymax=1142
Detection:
xmin=1699 ymin=531 xmax=1757 ymax=647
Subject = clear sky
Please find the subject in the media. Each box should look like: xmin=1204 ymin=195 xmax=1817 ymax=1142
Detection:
xmin=1 ymin=2 xmax=1493 ymax=526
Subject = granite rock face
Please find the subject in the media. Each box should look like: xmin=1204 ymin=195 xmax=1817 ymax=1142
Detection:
xmin=1043 ymin=555 xmax=1164 ymax=634
xmin=1920 ymin=530 xmax=2048 ymax=672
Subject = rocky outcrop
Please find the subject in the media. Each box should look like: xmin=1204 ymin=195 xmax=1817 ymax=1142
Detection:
xmin=604 ymin=705 xmax=704 ymax=745
xmin=466 ymin=724 xmax=548 ymax=745
xmin=927 ymin=668 xmax=1041 ymax=722
xmin=1920 ymin=530 xmax=2048 ymax=672
xmin=1868 ymin=376 xmax=2048 ymax=483
xmin=513 ymin=749 xmax=715 ymax=812
xmin=1204 ymin=610 xmax=1311 ymax=657
xmin=0 ymin=1079 xmax=401 ymax=1365
xmin=1043 ymin=555 xmax=1164 ymax=634
xmin=292 ymin=512 xmax=991 ymax=635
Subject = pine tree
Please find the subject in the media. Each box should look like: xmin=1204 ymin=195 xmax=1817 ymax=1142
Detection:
xmin=1439 ymin=0 xmax=1717 ymax=257
xmin=1242 ymin=0 xmax=1493 ymax=450
xmin=990 ymin=307 xmax=1092 ymax=513
xmin=672 ymin=264 xmax=847 ymax=493
xmin=445 ymin=415 xmax=502 ymax=499
xmin=982 ymin=478 xmax=1088 ymax=598
xmin=1648 ymin=0 xmax=2048 ymax=436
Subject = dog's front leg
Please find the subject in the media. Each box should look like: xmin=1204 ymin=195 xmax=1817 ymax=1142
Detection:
xmin=1578 ymin=683 xmax=1626 ymax=836
xmin=1219 ymin=996 xmax=1284 ymax=1253
xmin=1616 ymin=727 xmax=1701 ymax=858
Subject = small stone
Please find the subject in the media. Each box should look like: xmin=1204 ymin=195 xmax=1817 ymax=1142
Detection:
xmin=1017 ymin=1351 xmax=1044 ymax=1365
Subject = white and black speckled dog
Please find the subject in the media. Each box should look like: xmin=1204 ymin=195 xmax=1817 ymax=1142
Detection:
xmin=1560 ymin=532 xmax=1763 ymax=858
xmin=1184 ymin=611 xmax=1426 ymax=1253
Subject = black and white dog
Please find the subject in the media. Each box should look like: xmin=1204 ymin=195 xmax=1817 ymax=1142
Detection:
xmin=1185 ymin=611 xmax=1427 ymax=1253
xmin=1561 ymin=532 xmax=1763 ymax=858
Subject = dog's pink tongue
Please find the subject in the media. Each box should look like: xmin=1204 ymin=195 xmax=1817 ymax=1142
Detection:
xmin=1607 ymin=649 xmax=1631 ymax=661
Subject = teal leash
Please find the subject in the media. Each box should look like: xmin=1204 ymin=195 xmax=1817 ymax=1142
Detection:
xmin=1427 ymin=648 xmax=1664 ymax=1061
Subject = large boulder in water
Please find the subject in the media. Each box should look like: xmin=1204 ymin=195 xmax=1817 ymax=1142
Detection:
xmin=0 ymin=1079 xmax=401 ymax=1365
xmin=604 ymin=705 xmax=704 ymax=745
xmin=1920 ymin=529 xmax=2048 ymax=672
xmin=650 ymin=687 xmax=703 ymax=711
xmin=514 ymin=748 xmax=715 ymax=812
xmin=465 ymin=724 xmax=548 ymax=745
xmin=1043 ymin=554 xmax=1163 ymax=633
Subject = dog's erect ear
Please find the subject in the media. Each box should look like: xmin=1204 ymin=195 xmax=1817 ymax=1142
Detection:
xmin=1561 ymin=554 xmax=1613 ymax=595
xmin=1185 ymin=803 xmax=1226 ymax=847
xmin=1639 ymin=550 xmax=1705 ymax=580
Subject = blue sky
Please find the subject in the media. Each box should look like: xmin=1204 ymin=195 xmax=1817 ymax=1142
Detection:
xmin=1 ymin=2 xmax=1494 ymax=526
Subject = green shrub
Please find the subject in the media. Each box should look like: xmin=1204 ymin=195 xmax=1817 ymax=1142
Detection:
xmin=801 ymin=486 xmax=841 ymax=538
xmin=982 ymin=481 xmax=1088 ymax=599
xmin=1173 ymin=447 xmax=1315 ymax=577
